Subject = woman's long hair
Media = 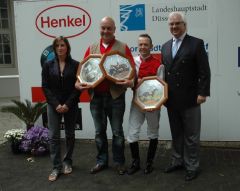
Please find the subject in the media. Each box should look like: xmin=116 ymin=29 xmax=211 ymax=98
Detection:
xmin=52 ymin=36 xmax=71 ymax=59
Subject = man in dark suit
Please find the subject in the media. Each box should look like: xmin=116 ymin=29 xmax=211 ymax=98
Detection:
xmin=161 ymin=12 xmax=211 ymax=181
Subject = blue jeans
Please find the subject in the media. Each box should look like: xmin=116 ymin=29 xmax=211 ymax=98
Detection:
xmin=47 ymin=104 xmax=78 ymax=170
xmin=90 ymin=93 xmax=126 ymax=166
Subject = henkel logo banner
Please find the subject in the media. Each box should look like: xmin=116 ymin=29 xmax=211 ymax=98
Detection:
xmin=35 ymin=4 xmax=91 ymax=38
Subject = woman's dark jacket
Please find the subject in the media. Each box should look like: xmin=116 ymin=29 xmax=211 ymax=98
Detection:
xmin=42 ymin=57 xmax=80 ymax=109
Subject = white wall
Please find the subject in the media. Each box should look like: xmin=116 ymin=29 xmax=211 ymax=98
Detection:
xmin=216 ymin=0 xmax=240 ymax=141
xmin=13 ymin=0 xmax=240 ymax=141
xmin=0 ymin=76 xmax=20 ymax=98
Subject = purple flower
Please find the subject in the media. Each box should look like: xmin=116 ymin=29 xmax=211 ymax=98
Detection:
xmin=19 ymin=125 xmax=49 ymax=155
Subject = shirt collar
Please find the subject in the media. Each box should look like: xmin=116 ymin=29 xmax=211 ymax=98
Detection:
xmin=140 ymin=54 xmax=152 ymax=62
xmin=100 ymin=37 xmax=116 ymax=47
xmin=172 ymin=32 xmax=187 ymax=42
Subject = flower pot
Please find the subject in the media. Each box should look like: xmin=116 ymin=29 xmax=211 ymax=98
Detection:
xmin=11 ymin=141 xmax=21 ymax=154
xmin=31 ymin=147 xmax=49 ymax=156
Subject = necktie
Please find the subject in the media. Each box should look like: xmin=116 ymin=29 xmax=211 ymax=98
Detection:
xmin=172 ymin=39 xmax=179 ymax=58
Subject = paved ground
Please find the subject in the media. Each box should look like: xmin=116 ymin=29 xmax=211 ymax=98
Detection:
xmin=0 ymin=140 xmax=240 ymax=191
xmin=0 ymin=97 xmax=22 ymax=144
xmin=1 ymin=97 xmax=240 ymax=191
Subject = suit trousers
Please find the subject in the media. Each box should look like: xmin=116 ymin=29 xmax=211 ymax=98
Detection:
xmin=167 ymin=105 xmax=201 ymax=171
xmin=127 ymin=103 xmax=160 ymax=143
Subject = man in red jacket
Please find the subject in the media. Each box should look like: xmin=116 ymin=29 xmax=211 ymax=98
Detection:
xmin=75 ymin=16 xmax=134 ymax=175
xmin=127 ymin=34 xmax=162 ymax=175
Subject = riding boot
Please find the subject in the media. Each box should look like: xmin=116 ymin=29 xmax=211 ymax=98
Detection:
xmin=144 ymin=139 xmax=158 ymax=174
xmin=127 ymin=142 xmax=140 ymax=175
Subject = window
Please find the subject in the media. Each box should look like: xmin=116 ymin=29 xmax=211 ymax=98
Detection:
xmin=0 ymin=0 xmax=13 ymax=67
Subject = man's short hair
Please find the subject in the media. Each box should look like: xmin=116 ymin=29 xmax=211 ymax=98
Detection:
xmin=139 ymin=33 xmax=152 ymax=45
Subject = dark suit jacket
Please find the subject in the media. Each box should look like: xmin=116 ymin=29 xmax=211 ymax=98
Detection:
xmin=161 ymin=34 xmax=211 ymax=110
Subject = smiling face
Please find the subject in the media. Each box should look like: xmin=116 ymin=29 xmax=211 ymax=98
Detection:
xmin=138 ymin=36 xmax=153 ymax=58
xmin=100 ymin=17 xmax=116 ymax=44
xmin=168 ymin=13 xmax=186 ymax=38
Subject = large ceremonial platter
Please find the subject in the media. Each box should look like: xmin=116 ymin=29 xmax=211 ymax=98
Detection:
xmin=77 ymin=54 xmax=105 ymax=88
xmin=134 ymin=76 xmax=168 ymax=111
xmin=99 ymin=50 xmax=135 ymax=82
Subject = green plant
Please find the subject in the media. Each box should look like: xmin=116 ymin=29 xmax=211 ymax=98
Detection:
xmin=1 ymin=99 xmax=47 ymax=130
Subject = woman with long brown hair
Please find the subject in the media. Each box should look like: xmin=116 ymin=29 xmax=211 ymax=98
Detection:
xmin=42 ymin=36 xmax=80 ymax=181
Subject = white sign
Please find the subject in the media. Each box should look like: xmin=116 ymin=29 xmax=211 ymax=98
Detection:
xmin=14 ymin=0 xmax=240 ymax=141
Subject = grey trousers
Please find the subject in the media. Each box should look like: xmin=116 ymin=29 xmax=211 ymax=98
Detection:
xmin=167 ymin=105 xmax=201 ymax=171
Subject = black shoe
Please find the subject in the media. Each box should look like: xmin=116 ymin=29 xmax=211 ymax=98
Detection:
xmin=116 ymin=164 xmax=126 ymax=175
xmin=185 ymin=170 xmax=199 ymax=181
xmin=164 ymin=164 xmax=184 ymax=173
xmin=127 ymin=161 xmax=140 ymax=175
xmin=90 ymin=164 xmax=107 ymax=174
xmin=144 ymin=163 xmax=153 ymax=174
